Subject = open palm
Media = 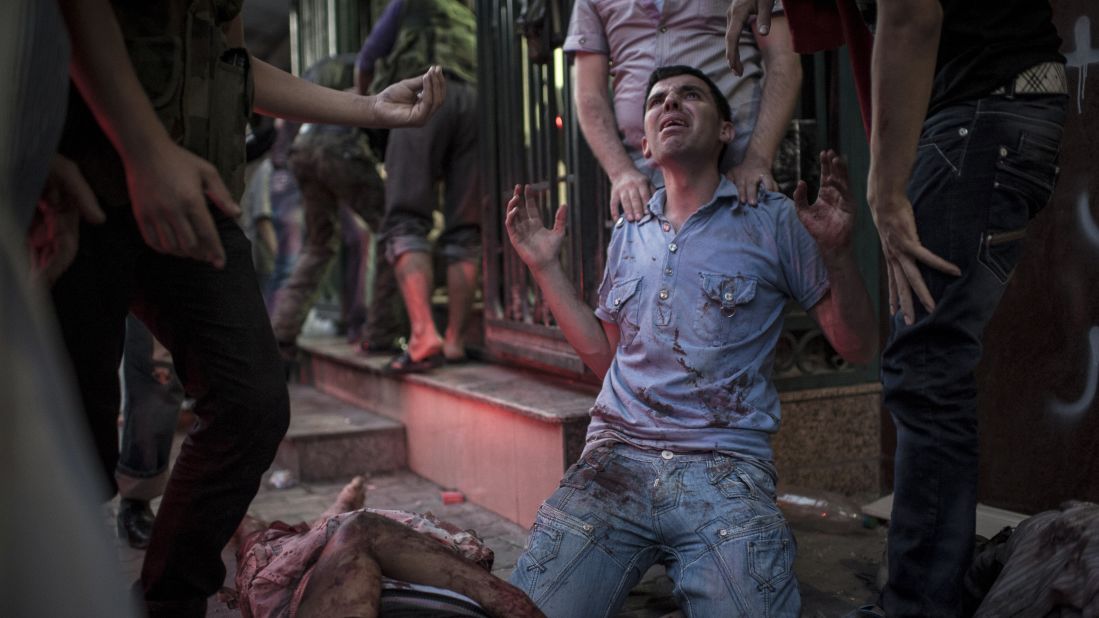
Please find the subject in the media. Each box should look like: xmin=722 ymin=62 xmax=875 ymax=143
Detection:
xmin=504 ymin=184 xmax=568 ymax=272
xmin=794 ymin=150 xmax=855 ymax=256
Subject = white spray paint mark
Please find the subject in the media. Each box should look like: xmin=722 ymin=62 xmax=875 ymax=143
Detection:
xmin=1048 ymin=326 xmax=1099 ymax=420
xmin=1064 ymin=16 xmax=1099 ymax=114
xmin=1080 ymin=192 xmax=1099 ymax=249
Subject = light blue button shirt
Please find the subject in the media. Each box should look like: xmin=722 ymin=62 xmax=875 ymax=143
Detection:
xmin=588 ymin=177 xmax=830 ymax=462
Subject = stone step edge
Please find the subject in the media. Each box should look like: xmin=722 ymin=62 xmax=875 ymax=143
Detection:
xmin=298 ymin=337 xmax=597 ymax=425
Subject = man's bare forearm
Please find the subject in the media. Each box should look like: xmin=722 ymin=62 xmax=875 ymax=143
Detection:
xmin=867 ymin=0 xmax=942 ymax=204
xmin=251 ymin=57 xmax=384 ymax=126
xmin=529 ymin=262 xmax=615 ymax=379
xmin=742 ymin=15 xmax=802 ymax=168
xmin=574 ymin=53 xmax=638 ymax=180
xmin=811 ymin=249 xmax=877 ymax=364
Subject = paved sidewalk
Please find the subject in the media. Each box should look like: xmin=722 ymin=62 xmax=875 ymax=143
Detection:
xmin=110 ymin=465 xmax=886 ymax=617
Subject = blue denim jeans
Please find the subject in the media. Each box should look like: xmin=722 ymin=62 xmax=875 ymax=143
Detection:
xmin=116 ymin=314 xmax=183 ymax=501
xmin=508 ymin=444 xmax=799 ymax=617
xmin=881 ymin=93 xmax=1067 ymax=617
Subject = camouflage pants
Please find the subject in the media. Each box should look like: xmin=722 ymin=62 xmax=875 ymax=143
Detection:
xmin=269 ymin=129 xmax=394 ymax=344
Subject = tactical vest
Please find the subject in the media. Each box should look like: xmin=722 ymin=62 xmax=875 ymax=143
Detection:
xmin=60 ymin=0 xmax=252 ymax=205
xmin=371 ymin=0 xmax=477 ymax=93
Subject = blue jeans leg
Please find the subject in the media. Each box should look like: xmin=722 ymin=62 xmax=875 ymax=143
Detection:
xmin=509 ymin=445 xmax=798 ymax=618
xmin=117 ymin=314 xmax=184 ymax=501
xmin=881 ymin=94 xmax=1067 ymax=617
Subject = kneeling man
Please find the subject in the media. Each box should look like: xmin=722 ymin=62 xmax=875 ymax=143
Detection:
xmin=504 ymin=65 xmax=877 ymax=617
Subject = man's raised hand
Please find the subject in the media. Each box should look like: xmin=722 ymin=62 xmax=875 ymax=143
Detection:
xmin=370 ymin=65 xmax=446 ymax=128
xmin=794 ymin=150 xmax=856 ymax=257
xmin=504 ymin=184 xmax=568 ymax=273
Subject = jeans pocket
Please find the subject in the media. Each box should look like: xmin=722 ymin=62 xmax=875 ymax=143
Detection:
xmin=748 ymin=535 xmax=795 ymax=592
xmin=980 ymin=130 xmax=1062 ymax=283
xmin=993 ymin=130 xmax=1061 ymax=219
xmin=559 ymin=446 xmax=612 ymax=490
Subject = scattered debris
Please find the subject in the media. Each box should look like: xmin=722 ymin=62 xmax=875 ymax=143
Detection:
xmin=268 ymin=469 xmax=297 ymax=490
xmin=441 ymin=490 xmax=465 ymax=505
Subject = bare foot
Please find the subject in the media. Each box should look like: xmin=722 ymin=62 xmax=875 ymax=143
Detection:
xmin=442 ymin=341 xmax=466 ymax=362
xmin=318 ymin=476 xmax=367 ymax=522
xmin=405 ymin=333 xmax=444 ymax=363
xmin=336 ymin=476 xmax=367 ymax=511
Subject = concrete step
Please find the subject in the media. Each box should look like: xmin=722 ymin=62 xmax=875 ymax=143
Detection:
xmin=277 ymin=384 xmax=408 ymax=482
xmin=295 ymin=337 xmax=596 ymax=527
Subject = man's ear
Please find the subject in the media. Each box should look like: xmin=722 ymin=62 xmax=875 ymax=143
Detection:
xmin=719 ymin=120 xmax=734 ymax=145
xmin=641 ymin=135 xmax=651 ymax=159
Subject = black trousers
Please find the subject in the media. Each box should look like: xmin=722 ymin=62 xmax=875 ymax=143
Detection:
xmin=52 ymin=204 xmax=290 ymax=614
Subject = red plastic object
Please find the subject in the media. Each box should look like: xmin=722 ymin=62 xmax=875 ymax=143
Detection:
xmin=441 ymin=490 xmax=465 ymax=505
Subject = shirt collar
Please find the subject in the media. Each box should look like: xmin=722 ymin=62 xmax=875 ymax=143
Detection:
xmin=637 ymin=176 xmax=743 ymax=226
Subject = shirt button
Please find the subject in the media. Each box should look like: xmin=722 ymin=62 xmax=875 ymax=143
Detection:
xmin=660 ymin=26 xmax=667 ymax=33
xmin=999 ymin=146 xmax=1008 ymax=157
xmin=662 ymin=222 xmax=671 ymax=232
xmin=668 ymin=243 xmax=678 ymax=253
xmin=664 ymin=267 xmax=673 ymax=275
xmin=958 ymin=127 xmax=968 ymax=137
xmin=659 ymin=289 xmax=669 ymax=300
xmin=661 ymin=450 xmax=674 ymax=460
xmin=723 ymin=291 xmax=734 ymax=302
xmin=719 ymin=528 xmax=729 ymax=537
xmin=614 ymin=297 xmax=621 ymax=306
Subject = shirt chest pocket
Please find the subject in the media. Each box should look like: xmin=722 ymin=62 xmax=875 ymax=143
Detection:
xmin=602 ymin=277 xmax=643 ymax=347
xmin=694 ymin=273 xmax=758 ymax=346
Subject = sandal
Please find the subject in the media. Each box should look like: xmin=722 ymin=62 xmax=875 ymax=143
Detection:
xmin=382 ymin=350 xmax=445 ymax=375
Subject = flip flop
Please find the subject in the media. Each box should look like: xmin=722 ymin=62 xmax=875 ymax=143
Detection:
xmin=382 ymin=350 xmax=445 ymax=375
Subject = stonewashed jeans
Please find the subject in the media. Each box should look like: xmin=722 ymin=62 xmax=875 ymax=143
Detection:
xmin=509 ymin=443 xmax=799 ymax=618
xmin=881 ymin=93 xmax=1067 ymax=618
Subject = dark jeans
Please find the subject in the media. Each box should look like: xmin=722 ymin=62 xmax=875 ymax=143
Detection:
xmin=117 ymin=314 xmax=183 ymax=501
xmin=52 ymin=206 xmax=290 ymax=615
xmin=881 ymin=93 xmax=1067 ymax=617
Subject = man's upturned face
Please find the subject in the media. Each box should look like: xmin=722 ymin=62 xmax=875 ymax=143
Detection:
xmin=641 ymin=74 xmax=732 ymax=165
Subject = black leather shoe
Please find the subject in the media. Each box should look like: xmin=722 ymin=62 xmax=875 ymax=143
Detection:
xmin=117 ymin=498 xmax=155 ymax=549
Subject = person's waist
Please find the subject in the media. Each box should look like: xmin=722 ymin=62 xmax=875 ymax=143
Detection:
xmin=989 ymin=61 xmax=1067 ymax=97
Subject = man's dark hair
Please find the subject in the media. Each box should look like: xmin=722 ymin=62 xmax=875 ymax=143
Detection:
xmin=645 ymin=65 xmax=731 ymax=123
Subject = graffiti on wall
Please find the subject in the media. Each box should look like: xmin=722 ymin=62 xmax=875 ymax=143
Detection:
xmin=1065 ymin=16 xmax=1099 ymax=113
xmin=1048 ymin=325 xmax=1099 ymax=419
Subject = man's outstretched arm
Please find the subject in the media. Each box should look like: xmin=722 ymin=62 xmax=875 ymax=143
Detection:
xmin=574 ymin=52 xmax=652 ymax=223
xmin=223 ymin=17 xmax=444 ymax=129
xmin=504 ymin=185 xmax=618 ymax=379
xmin=868 ymin=0 xmax=959 ymax=324
xmin=797 ymin=152 xmax=877 ymax=365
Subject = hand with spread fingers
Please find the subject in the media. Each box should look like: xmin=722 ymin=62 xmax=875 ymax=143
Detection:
xmin=793 ymin=150 xmax=856 ymax=257
xmin=609 ymin=167 xmax=653 ymax=222
xmin=370 ymin=65 xmax=446 ymax=128
xmin=728 ymin=153 xmax=777 ymax=207
xmin=725 ymin=0 xmax=775 ymax=74
xmin=504 ymin=184 xmax=568 ymax=273
xmin=869 ymin=188 xmax=961 ymax=325
xmin=125 ymin=138 xmax=241 ymax=269
xmin=27 ymin=154 xmax=105 ymax=284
